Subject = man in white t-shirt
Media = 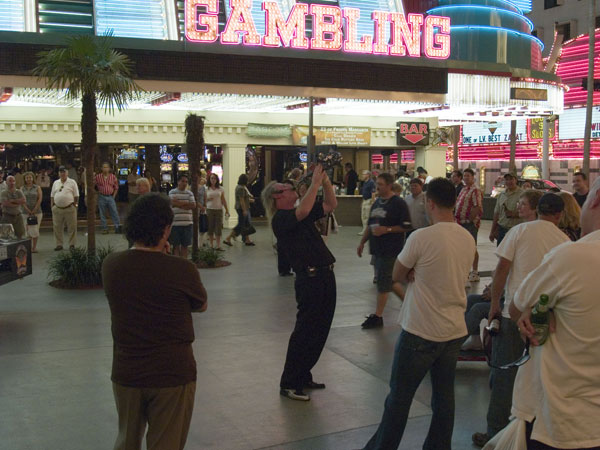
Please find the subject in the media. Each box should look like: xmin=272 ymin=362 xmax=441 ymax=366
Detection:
xmin=362 ymin=178 xmax=475 ymax=450
xmin=50 ymin=166 xmax=79 ymax=250
xmin=472 ymin=193 xmax=569 ymax=448
xmin=507 ymin=177 xmax=600 ymax=450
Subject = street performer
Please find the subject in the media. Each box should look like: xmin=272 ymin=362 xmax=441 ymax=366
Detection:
xmin=261 ymin=164 xmax=337 ymax=401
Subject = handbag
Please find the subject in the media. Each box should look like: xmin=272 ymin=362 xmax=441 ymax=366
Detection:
xmin=241 ymin=223 xmax=256 ymax=236
xmin=27 ymin=215 xmax=38 ymax=225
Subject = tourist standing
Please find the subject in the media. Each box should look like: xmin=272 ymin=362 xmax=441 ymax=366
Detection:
xmin=168 ymin=175 xmax=196 ymax=259
xmin=490 ymin=172 xmax=523 ymax=246
xmin=471 ymin=193 xmax=569 ymax=448
xmin=224 ymin=174 xmax=255 ymax=246
xmin=405 ymin=178 xmax=429 ymax=233
xmin=143 ymin=169 xmax=159 ymax=192
xmin=343 ymin=162 xmax=358 ymax=195
xmin=21 ymin=172 xmax=43 ymax=252
xmin=362 ymin=178 xmax=475 ymax=450
xmin=127 ymin=165 xmax=140 ymax=203
xmin=0 ymin=175 xmax=26 ymax=239
xmin=50 ymin=166 xmax=79 ymax=251
xmin=94 ymin=162 xmax=122 ymax=235
xmin=455 ymin=168 xmax=484 ymax=282
xmin=451 ymin=169 xmax=464 ymax=197
xmin=558 ymin=191 xmax=581 ymax=241
xmin=507 ymin=177 xmax=600 ymax=450
xmin=205 ymin=173 xmax=229 ymax=250
xmin=135 ymin=178 xmax=151 ymax=196
xmin=13 ymin=168 xmax=25 ymax=189
xmin=359 ymin=170 xmax=376 ymax=235
xmin=103 ymin=193 xmax=207 ymax=450
xmin=261 ymin=164 xmax=337 ymax=401
xmin=357 ymin=173 xmax=412 ymax=329
xmin=196 ymin=176 xmax=208 ymax=247
xmin=572 ymin=171 xmax=589 ymax=207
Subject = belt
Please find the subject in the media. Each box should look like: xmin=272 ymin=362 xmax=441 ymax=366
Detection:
xmin=298 ymin=264 xmax=335 ymax=277
xmin=54 ymin=203 xmax=74 ymax=209
xmin=100 ymin=193 xmax=114 ymax=196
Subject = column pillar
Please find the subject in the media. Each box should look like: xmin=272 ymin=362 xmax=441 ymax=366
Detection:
xmin=415 ymin=146 xmax=447 ymax=178
xmin=222 ymin=143 xmax=247 ymax=228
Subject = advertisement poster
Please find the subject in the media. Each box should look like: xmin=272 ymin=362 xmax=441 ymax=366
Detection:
xmin=292 ymin=126 xmax=371 ymax=146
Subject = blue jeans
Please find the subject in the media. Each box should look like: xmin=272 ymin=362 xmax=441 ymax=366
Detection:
xmin=364 ymin=331 xmax=464 ymax=450
xmin=487 ymin=317 xmax=524 ymax=436
xmin=98 ymin=194 xmax=120 ymax=230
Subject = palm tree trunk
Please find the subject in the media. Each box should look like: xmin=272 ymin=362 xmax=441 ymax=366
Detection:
xmin=82 ymin=92 xmax=98 ymax=254
xmin=185 ymin=114 xmax=205 ymax=260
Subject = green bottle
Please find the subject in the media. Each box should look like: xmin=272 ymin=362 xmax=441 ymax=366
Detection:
xmin=531 ymin=294 xmax=550 ymax=345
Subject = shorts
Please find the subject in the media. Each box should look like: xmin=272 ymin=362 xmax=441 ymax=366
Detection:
xmin=374 ymin=255 xmax=397 ymax=293
xmin=461 ymin=222 xmax=479 ymax=243
xmin=207 ymin=209 xmax=223 ymax=236
xmin=170 ymin=225 xmax=192 ymax=247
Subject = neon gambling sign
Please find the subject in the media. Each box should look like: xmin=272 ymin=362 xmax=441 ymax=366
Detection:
xmin=185 ymin=0 xmax=451 ymax=59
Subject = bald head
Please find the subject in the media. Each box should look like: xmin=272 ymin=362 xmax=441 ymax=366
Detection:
xmin=581 ymin=177 xmax=600 ymax=236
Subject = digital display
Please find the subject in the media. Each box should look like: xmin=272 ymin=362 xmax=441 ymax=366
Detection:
xmin=162 ymin=173 xmax=172 ymax=182
xmin=160 ymin=163 xmax=172 ymax=172
xmin=119 ymin=168 xmax=129 ymax=176
xmin=178 ymin=164 xmax=189 ymax=171
xmin=559 ymin=107 xmax=600 ymax=140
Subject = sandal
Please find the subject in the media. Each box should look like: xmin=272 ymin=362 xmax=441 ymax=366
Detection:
xmin=223 ymin=240 xmax=233 ymax=246
xmin=245 ymin=242 xmax=255 ymax=246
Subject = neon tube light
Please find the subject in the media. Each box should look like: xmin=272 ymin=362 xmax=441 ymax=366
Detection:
xmin=185 ymin=0 xmax=451 ymax=59
xmin=427 ymin=5 xmax=534 ymax=32
xmin=451 ymin=25 xmax=543 ymax=51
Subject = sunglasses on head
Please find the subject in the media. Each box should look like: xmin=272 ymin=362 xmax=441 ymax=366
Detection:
xmin=273 ymin=184 xmax=296 ymax=195
xmin=483 ymin=336 xmax=530 ymax=370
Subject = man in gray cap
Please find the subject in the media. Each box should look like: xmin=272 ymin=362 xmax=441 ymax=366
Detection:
xmin=472 ymin=193 xmax=569 ymax=447
xmin=50 ymin=165 xmax=79 ymax=250
xmin=490 ymin=172 xmax=522 ymax=246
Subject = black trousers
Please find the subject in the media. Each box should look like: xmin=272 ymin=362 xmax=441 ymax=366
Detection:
xmin=280 ymin=270 xmax=336 ymax=390
xmin=277 ymin=242 xmax=292 ymax=275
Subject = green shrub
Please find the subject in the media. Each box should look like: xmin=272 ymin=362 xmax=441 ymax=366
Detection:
xmin=192 ymin=247 xmax=223 ymax=268
xmin=48 ymin=245 xmax=114 ymax=288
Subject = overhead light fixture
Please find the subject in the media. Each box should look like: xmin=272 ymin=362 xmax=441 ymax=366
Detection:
xmin=0 ymin=88 xmax=13 ymax=103
xmin=286 ymin=98 xmax=326 ymax=110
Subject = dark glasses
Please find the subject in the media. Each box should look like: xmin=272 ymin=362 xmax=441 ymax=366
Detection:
xmin=274 ymin=185 xmax=296 ymax=194
xmin=484 ymin=337 xmax=530 ymax=370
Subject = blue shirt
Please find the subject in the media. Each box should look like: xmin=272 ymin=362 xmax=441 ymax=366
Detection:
xmin=361 ymin=179 xmax=375 ymax=200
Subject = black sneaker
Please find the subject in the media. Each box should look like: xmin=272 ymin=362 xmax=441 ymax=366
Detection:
xmin=472 ymin=432 xmax=491 ymax=448
xmin=280 ymin=388 xmax=310 ymax=401
xmin=361 ymin=314 xmax=383 ymax=329
xmin=304 ymin=381 xmax=326 ymax=389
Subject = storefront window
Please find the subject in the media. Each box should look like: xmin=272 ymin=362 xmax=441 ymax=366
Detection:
xmin=0 ymin=0 xmax=25 ymax=31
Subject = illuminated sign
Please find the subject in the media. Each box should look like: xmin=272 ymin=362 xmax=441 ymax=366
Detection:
xmin=185 ymin=0 xmax=451 ymax=59
xmin=177 ymin=153 xmax=189 ymax=162
xmin=558 ymin=107 xmax=600 ymax=140
xmin=396 ymin=122 xmax=430 ymax=146
xmin=462 ymin=121 xmax=527 ymax=145
xmin=527 ymin=118 xmax=556 ymax=141
xmin=160 ymin=153 xmax=174 ymax=162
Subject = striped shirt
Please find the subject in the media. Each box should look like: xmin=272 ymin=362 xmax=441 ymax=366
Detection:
xmin=455 ymin=184 xmax=483 ymax=228
xmin=95 ymin=173 xmax=118 ymax=196
xmin=169 ymin=188 xmax=196 ymax=226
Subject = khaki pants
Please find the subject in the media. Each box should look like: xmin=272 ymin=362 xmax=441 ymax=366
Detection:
xmin=52 ymin=204 xmax=77 ymax=247
xmin=112 ymin=381 xmax=196 ymax=450
xmin=1 ymin=212 xmax=25 ymax=239
xmin=361 ymin=199 xmax=373 ymax=233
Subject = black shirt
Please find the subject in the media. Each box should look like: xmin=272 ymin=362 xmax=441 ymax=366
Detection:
xmin=272 ymin=202 xmax=335 ymax=273
xmin=573 ymin=191 xmax=588 ymax=208
xmin=368 ymin=195 xmax=412 ymax=257
xmin=455 ymin=183 xmax=464 ymax=198
xmin=346 ymin=170 xmax=358 ymax=194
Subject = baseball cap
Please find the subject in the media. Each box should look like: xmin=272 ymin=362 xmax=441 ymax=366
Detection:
xmin=58 ymin=165 xmax=66 ymax=172
xmin=537 ymin=192 xmax=565 ymax=215
xmin=503 ymin=172 xmax=517 ymax=180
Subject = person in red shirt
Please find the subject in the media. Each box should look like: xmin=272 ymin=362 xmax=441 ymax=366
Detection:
xmin=454 ymin=168 xmax=483 ymax=282
xmin=94 ymin=162 xmax=122 ymax=234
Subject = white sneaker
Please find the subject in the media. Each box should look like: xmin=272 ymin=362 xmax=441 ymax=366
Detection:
xmin=468 ymin=271 xmax=480 ymax=282
xmin=461 ymin=335 xmax=483 ymax=351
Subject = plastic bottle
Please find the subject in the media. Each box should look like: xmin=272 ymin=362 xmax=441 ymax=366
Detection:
xmin=531 ymin=294 xmax=550 ymax=345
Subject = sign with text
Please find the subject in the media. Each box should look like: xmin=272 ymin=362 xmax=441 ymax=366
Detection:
xmin=396 ymin=122 xmax=430 ymax=146
xmin=247 ymin=123 xmax=291 ymax=138
xmin=558 ymin=107 xmax=600 ymax=140
xmin=292 ymin=126 xmax=371 ymax=146
xmin=510 ymin=87 xmax=548 ymax=101
xmin=185 ymin=1 xmax=451 ymax=60
xmin=527 ymin=118 xmax=556 ymax=141
xmin=461 ymin=121 xmax=527 ymax=145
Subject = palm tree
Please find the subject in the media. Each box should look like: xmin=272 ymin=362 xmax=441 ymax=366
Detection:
xmin=185 ymin=114 xmax=205 ymax=260
xmin=33 ymin=34 xmax=140 ymax=253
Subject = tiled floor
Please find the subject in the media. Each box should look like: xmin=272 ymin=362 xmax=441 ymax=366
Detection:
xmin=0 ymin=221 xmax=500 ymax=450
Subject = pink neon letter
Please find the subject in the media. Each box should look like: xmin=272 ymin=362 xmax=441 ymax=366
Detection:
xmin=310 ymin=4 xmax=343 ymax=51
xmin=372 ymin=11 xmax=390 ymax=55
xmin=343 ymin=8 xmax=373 ymax=53
xmin=185 ymin=0 xmax=219 ymax=42
xmin=262 ymin=2 xmax=309 ymax=48
xmin=220 ymin=0 xmax=261 ymax=45
xmin=390 ymin=13 xmax=423 ymax=57
xmin=424 ymin=15 xmax=451 ymax=59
